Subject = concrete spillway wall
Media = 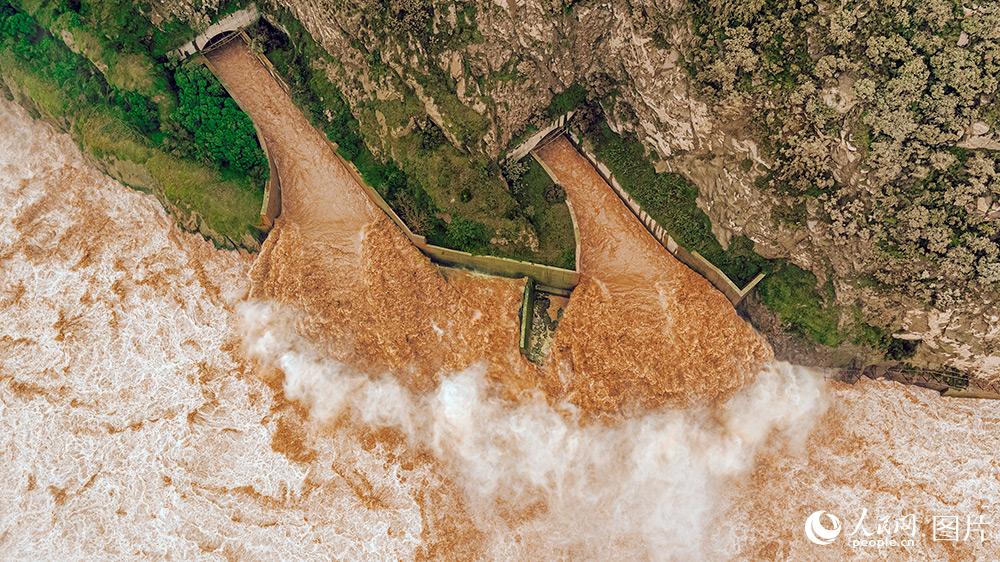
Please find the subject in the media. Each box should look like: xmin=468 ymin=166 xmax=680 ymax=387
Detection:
xmin=505 ymin=112 xmax=574 ymax=163
xmin=172 ymin=6 xmax=284 ymax=233
xmin=202 ymin=45 xmax=281 ymax=232
xmin=169 ymin=6 xmax=261 ymax=60
xmin=838 ymin=362 xmax=1000 ymax=400
xmin=562 ymin=129 xmax=764 ymax=306
xmin=336 ymin=149 xmax=580 ymax=294
xmin=201 ymin=29 xmax=577 ymax=290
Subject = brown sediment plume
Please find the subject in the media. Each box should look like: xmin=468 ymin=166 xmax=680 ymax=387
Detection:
xmin=208 ymin=39 xmax=768 ymax=415
xmin=6 ymin=92 xmax=1000 ymax=559
xmin=536 ymin=137 xmax=771 ymax=412
xmin=206 ymin=41 xmax=534 ymax=397
xmin=731 ymin=379 xmax=1000 ymax=561
xmin=0 ymin=96 xmax=473 ymax=558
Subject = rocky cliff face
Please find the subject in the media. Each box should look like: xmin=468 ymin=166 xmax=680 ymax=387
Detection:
xmin=149 ymin=0 xmax=1000 ymax=378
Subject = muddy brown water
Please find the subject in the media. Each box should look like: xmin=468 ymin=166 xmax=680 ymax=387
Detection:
xmin=206 ymin=41 xmax=535 ymax=397
xmin=207 ymin=40 xmax=768 ymax=413
xmin=536 ymin=138 xmax=770 ymax=412
xmin=4 ymin=54 xmax=1000 ymax=559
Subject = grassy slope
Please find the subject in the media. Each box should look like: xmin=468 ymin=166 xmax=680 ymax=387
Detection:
xmin=0 ymin=2 xmax=263 ymax=247
xmin=75 ymin=108 xmax=262 ymax=242
xmin=254 ymin=12 xmax=577 ymax=266
xmin=0 ymin=52 xmax=262 ymax=244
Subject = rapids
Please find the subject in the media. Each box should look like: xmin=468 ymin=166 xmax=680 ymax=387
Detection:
xmin=1 ymin=57 xmax=999 ymax=559
xmin=536 ymin=137 xmax=770 ymax=411
xmin=207 ymin=39 xmax=767 ymax=414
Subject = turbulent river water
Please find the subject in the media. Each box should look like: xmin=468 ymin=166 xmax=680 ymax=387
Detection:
xmin=2 ymin=52 xmax=1000 ymax=559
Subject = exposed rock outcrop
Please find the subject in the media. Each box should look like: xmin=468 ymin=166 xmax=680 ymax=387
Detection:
xmin=148 ymin=0 xmax=1000 ymax=378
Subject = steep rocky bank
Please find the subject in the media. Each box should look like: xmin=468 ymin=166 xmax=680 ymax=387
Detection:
xmin=146 ymin=0 xmax=999 ymax=377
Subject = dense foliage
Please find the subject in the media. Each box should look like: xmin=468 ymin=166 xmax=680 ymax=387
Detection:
xmin=757 ymin=262 xmax=846 ymax=346
xmin=0 ymin=0 xmax=265 ymax=244
xmin=170 ymin=64 xmax=267 ymax=181
xmin=686 ymin=0 xmax=1000 ymax=311
xmin=0 ymin=2 xmax=102 ymax=103
xmin=587 ymin=120 xmax=766 ymax=286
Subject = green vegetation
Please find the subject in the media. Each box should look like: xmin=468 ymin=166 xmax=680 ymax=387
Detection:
xmin=685 ymin=0 xmax=1000 ymax=312
xmin=546 ymin=83 xmax=587 ymax=119
xmin=357 ymin=0 xmax=487 ymax=146
xmin=170 ymin=64 xmax=267 ymax=182
xmin=0 ymin=0 xmax=265 ymax=247
xmin=757 ymin=263 xmax=843 ymax=346
xmin=251 ymin=12 xmax=577 ymax=266
xmin=76 ymin=108 xmax=263 ymax=241
xmin=502 ymin=156 xmax=576 ymax=269
xmin=758 ymin=263 xmax=919 ymax=359
xmin=586 ymin=119 xmax=765 ymax=285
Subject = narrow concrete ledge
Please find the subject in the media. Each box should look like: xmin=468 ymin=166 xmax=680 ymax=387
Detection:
xmin=505 ymin=111 xmax=574 ymax=162
xmin=561 ymin=128 xmax=764 ymax=306
xmin=169 ymin=6 xmax=260 ymax=60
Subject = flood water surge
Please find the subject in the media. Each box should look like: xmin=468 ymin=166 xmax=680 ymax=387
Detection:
xmin=208 ymin=40 xmax=768 ymax=413
xmin=2 ymin=41 xmax=999 ymax=561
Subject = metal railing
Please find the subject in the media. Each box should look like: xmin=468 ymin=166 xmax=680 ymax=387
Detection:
xmin=531 ymin=126 xmax=571 ymax=154
xmin=837 ymin=362 xmax=1000 ymax=396
xmin=200 ymin=30 xmax=243 ymax=54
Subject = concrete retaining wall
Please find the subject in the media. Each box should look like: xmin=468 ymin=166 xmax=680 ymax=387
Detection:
xmin=255 ymin=129 xmax=281 ymax=229
xmin=169 ymin=6 xmax=260 ymax=59
xmin=563 ymin=129 xmax=764 ymax=305
xmin=519 ymin=280 xmax=536 ymax=354
xmin=341 ymin=158 xmax=580 ymax=293
xmin=335 ymin=142 xmax=580 ymax=293
xmin=505 ymin=112 xmax=574 ymax=162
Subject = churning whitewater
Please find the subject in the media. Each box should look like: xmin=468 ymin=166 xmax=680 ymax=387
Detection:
xmin=2 ymin=96 xmax=1000 ymax=561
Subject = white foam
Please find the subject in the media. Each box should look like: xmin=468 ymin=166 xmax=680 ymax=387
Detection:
xmin=238 ymin=301 xmax=829 ymax=559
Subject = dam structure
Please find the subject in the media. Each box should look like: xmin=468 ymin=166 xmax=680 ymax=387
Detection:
xmin=194 ymin=26 xmax=990 ymax=401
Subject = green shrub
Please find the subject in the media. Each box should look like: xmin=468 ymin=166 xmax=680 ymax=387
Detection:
xmin=547 ymin=83 xmax=587 ymax=118
xmin=758 ymin=263 xmax=843 ymax=347
xmin=170 ymin=63 xmax=267 ymax=182
xmin=112 ymin=89 xmax=159 ymax=133
xmin=544 ymin=182 xmax=566 ymax=204
xmin=587 ymin=120 xmax=765 ymax=285
xmin=417 ymin=118 xmax=445 ymax=151
xmin=446 ymin=216 xmax=492 ymax=252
